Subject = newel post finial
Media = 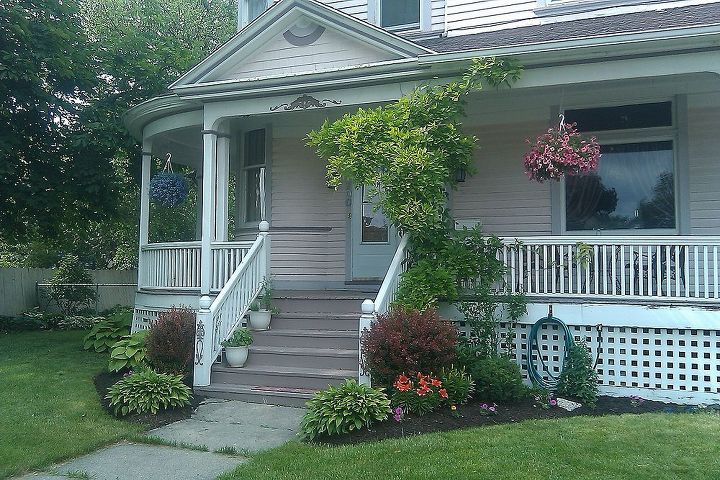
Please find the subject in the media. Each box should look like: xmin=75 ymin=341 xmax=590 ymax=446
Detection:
xmin=258 ymin=220 xmax=270 ymax=234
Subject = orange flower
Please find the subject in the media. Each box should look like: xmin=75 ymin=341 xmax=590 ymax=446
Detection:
xmin=416 ymin=387 xmax=426 ymax=396
xmin=397 ymin=374 xmax=409 ymax=384
xmin=439 ymin=388 xmax=448 ymax=399
xmin=431 ymin=378 xmax=442 ymax=387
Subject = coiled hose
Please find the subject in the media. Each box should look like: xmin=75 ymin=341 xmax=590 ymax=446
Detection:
xmin=526 ymin=307 xmax=574 ymax=390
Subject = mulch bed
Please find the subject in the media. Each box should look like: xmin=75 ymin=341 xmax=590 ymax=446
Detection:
xmin=94 ymin=371 xmax=204 ymax=430
xmin=317 ymin=395 xmax=687 ymax=446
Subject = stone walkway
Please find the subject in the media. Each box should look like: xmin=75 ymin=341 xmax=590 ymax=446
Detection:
xmin=17 ymin=400 xmax=304 ymax=480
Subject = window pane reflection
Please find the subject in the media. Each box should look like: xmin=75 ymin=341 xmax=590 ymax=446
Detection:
xmin=361 ymin=187 xmax=389 ymax=243
xmin=566 ymin=141 xmax=675 ymax=231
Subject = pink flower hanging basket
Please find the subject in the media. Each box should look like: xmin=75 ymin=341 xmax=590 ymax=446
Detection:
xmin=523 ymin=122 xmax=601 ymax=183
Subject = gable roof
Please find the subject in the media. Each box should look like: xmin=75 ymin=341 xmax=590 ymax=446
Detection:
xmin=171 ymin=0 xmax=433 ymax=89
xmin=418 ymin=3 xmax=720 ymax=53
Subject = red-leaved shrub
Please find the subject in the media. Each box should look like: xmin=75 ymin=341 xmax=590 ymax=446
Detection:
xmin=361 ymin=307 xmax=457 ymax=386
xmin=146 ymin=307 xmax=195 ymax=375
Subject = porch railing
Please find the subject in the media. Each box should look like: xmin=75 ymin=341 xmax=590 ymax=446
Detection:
xmin=359 ymin=235 xmax=409 ymax=385
xmin=500 ymin=236 xmax=720 ymax=303
xmin=139 ymin=241 xmax=254 ymax=291
xmin=194 ymin=226 xmax=268 ymax=386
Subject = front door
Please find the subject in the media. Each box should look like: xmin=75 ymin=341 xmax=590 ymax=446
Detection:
xmin=350 ymin=186 xmax=398 ymax=281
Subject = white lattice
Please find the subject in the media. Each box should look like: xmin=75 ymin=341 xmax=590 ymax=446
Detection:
xmin=132 ymin=308 xmax=160 ymax=332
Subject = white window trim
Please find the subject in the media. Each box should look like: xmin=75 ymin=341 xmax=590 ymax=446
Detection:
xmin=371 ymin=0 xmax=432 ymax=33
xmin=554 ymin=100 xmax=683 ymax=236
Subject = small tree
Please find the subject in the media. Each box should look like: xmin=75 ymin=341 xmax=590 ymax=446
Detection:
xmin=557 ymin=341 xmax=599 ymax=407
xmin=48 ymin=254 xmax=97 ymax=315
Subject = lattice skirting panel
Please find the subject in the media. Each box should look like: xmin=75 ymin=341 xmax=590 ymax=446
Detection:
xmin=446 ymin=302 xmax=720 ymax=405
xmin=132 ymin=308 xmax=161 ymax=332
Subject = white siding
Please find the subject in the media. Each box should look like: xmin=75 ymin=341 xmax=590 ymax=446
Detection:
xmin=270 ymin=132 xmax=347 ymax=284
xmin=322 ymin=0 xmax=368 ymax=20
xmin=216 ymin=26 xmax=397 ymax=81
xmin=430 ymin=0 xmax=446 ymax=31
xmin=453 ymin=120 xmax=553 ymax=236
xmin=687 ymin=94 xmax=720 ymax=235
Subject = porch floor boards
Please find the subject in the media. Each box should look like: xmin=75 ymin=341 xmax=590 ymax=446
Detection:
xmin=196 ymin=291 xmax=362 ymax=407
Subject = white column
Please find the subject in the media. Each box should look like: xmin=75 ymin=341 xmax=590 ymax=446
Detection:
xmin=138 ymin=139 xmax=152 ymax=289
xmin=215 ymin=130 xmax=231 ymax=242
xmin=200 ymin=130 xmax=217 ymax=296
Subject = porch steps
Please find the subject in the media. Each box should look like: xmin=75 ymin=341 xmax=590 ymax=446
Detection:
xmin=196 ymin=290 xmax=369 ymax=407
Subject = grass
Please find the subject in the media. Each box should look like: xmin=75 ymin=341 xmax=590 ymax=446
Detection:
xmin=128 ymin=434 xmax=209 ymax=452
xmin=220 ymin=413 xmax=720 ymax=480
xmin=0 ymin=330 xmax=143 ymax=479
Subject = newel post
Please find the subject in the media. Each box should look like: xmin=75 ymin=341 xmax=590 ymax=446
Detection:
xmin=258 ymin=220 xmax=270 ymax=277
xmin=358 ymin=299 xmax=375 ymax=386
xmin=194 ymin=295 xmax=214 ymax=387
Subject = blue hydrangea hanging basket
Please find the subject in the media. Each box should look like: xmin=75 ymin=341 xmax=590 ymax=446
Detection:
xmin=149 ymin=153 xmax=189 ymax=207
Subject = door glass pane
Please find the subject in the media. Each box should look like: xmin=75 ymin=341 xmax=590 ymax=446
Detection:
xmin=245 ymin=169 xmax=261 ymax=222
xmin=361 ymin=187 xmax=389 ymax=243
xmin=566 ymin=141 xmax=675 ymax=231
xmin=245 ymin=129 xmax=265 ymax=166
xmin=381 ymin=0 xmax=420 ymax=29
xmin=564 ymin=102 xmax=672 ymax=132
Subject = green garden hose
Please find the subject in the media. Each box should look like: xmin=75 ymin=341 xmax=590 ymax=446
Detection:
xmin=526 ymin=307 xmax=574 ymax=390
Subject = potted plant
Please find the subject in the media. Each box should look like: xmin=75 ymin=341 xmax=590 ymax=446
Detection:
xmin=248 ymin=278 xmax=277 ymax=330
xmin=221 ymin=328 xmax=253 ymax=367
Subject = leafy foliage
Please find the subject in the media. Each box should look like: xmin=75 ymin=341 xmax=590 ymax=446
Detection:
xmin=361 ymin=307 xmax=457 ymax=386
xmin=391 ymin=373 xmax=446 ymax=416
xmin=145 ymin=307 xmax=195 ymax=374
xmin=469 ymin=356 xmax=527 ymax=403
xmin=308 ymin=58 xmax=521 ymax=237
xmin=47 ymin=255 xmax=97 ymax=315
xmin=299 ymin=379 xmax=391 ymax=441
xmin=82 ymin=309 xmax=132 ymax=352
xmin=222 ymin=328 xmax=253 ymax=348
xmin=438 ymin=367 xmax=475 ymax=405
xmin=106 ymin=369 xmax=191 ymax=416
xmin=557 ymin=341 xmax=599 ymax=408
xmin=109 ymin=330 xmax=149 ymax=372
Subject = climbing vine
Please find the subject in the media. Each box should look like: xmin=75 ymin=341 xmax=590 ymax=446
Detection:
xmin=308 ymin=57 xmax=525 ymax=313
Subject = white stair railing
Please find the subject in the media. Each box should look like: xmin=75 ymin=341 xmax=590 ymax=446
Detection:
xmin=194 ymin=223 xmax=269 ymax=386
xmin=359 ymin=235 xmax=409 ymax=385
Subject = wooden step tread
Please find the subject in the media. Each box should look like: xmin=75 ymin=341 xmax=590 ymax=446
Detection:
xmin=213 ymin=364 xmax=356 ymax=378
xmin=197 ymin=383 xmax=316 ymax=398
xmin=272 ymin=312 xmax=359 ymax=319
xmin=258 ymin=328 xmax=358 ymax=338
xmin=249 ymin=345 xmax=358 ymax=357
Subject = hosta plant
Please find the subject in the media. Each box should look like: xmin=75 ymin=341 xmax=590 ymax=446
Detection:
xmin=523 ymin=122 xmax=600 ymax=183
xmin=109 ymin=330 xmax=149 ymax=372
xmin=391 ymin=372 xmax=447 ymax=416
xmin=106 ymin=369 xmax=191 ymax=416
xmin=83 ymin=309 xmax=132 ymax=352
xmin=299 ymin=379 xmax=391 ymax=441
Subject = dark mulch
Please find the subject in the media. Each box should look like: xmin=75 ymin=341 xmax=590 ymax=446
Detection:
xmin=94 ymin=371 xmax=204 ymax=430
xmin=317 ymin=395 xmax=685 ymax=446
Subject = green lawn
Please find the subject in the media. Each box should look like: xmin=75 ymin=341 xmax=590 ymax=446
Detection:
xmin=0 ymin=330 xmax=142 ymax=479
xmin=221 ymin=413 xmax=720 ymax=480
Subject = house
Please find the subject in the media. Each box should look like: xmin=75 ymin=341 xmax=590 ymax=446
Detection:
xmin=125 ymin=0 xmax=720 ymax=406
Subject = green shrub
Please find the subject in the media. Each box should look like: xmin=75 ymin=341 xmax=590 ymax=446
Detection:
xmin=59 ymin=315 xmax=103 ymax=330
xmin=557 ymin=341 xmax=599 ymax=408
xmin=439 ymin=367 xmax=475 ymax=405
xmin=299 ymin=379 xmax=391 ymax=441
xmin=83 ymin=310 xmax=132 ymax=352
xmin=109 ymin=330 xmax=149 ymax=372
xmin=221 ymin=328 xmax=252 ymax=347
xmin=470 ymin=356 xmax=526 ymax=403
xmin=106 ymin=369 xmax=191 ymax=416
xmin=20 ymin=307 xmax=64 ymax=330
xmin=48 ymin=254 xmax=97 ymax=315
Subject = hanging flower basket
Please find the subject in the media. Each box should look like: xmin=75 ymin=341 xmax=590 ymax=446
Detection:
xmin=149 ymin=154 xmax=188 ymax=207
xmin=523 ymin=122 xmax=601 ymax=183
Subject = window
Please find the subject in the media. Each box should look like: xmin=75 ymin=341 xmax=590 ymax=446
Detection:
xmin=361 ymin=186 xmax=389 ymax=243
xmin=239 ymin=0 xmax=268 ymax=28
xmin=242 ymin=129 xmax=266 ymax=223
xmin=380 ymin=0 xmax=420 ymax=30
xmin=562 ymin=102 xmax=676 ymax=233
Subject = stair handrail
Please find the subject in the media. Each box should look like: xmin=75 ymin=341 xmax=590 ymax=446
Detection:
xmin=359 ymin=235 xmax=409 ymax=385
xmin=194 ymin=222 xmax=269 ymax=386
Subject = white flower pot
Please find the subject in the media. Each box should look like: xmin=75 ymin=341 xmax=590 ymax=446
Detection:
xmin=249 ymin=310 xmax=272 ymax=330
xmin=225 ymin=346 xmax=249 ymax=367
